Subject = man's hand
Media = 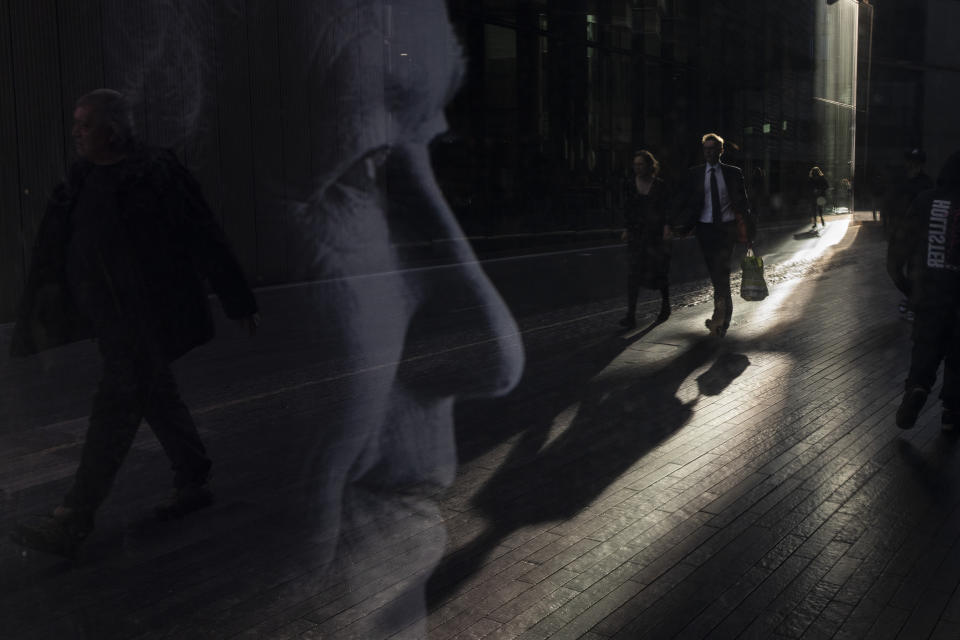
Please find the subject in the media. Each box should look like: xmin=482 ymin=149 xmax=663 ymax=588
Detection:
xmin=662 ymin=225 xmax=673 ymax=240
xmin=235 ymin=312 xmax=260 ymax=336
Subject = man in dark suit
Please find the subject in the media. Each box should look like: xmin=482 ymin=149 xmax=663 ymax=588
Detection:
xmin=671 ymin=133 xmax=756 ymax=337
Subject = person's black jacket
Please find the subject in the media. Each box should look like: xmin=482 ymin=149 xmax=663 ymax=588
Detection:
xmin=883 ymin=171 xmax=935 ymax=240
xmin=887 ymin=151 xmax=960 ymax=307
xmin=622 ymin=176 xmax=670 ymax=244
xmin=670 ymin=162 xmax=756 ymax=243
xmin=10 ymin=146 xmax=258 ymax=360
xmin=809 ymin=174 xmax=829 ymax=199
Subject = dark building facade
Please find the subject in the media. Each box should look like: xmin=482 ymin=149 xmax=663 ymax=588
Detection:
xmin=436 ymin=0 xmax=635 ymax=236
xmin=0 ymin=0 xmax=876 ymax=323
xmin=862 ymin=0 xmax=960 ymax=195
xmin=439 ymin=0 xmax=869 ymax=238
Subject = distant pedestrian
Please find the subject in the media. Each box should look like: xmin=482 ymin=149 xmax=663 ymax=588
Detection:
xmin=840 ymin=177 xmax=853 ymax=210
xmin=808 ymin=166 xmax=828 ymax=230
xmin=9 ymin=89 xmax=259 ymax=557
xmin=883 ymin=148 xmax=935 ymax=319
xmin=619 ymin=150 xmax=672 ymax=329
xmin=671 ymin=133 xmax=756 ymax=338
xmin=887 ymin=149 xmax=960 ymax=432
xmin=870 ymin=171 xmax=884 ymax=221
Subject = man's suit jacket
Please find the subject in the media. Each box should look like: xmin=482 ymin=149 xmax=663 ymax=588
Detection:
xmin=672 ymin=162 xmax=756 ymax=242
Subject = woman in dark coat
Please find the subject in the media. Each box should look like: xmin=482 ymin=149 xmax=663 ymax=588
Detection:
xmin=619 ymin=149 xmax=672 ymax=329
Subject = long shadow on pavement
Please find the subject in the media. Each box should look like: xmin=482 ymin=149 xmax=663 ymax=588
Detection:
xmin=604 ymin=223 xmax=949 ymax=638
xmin=429 ymin=325 xmax=751 ymax=606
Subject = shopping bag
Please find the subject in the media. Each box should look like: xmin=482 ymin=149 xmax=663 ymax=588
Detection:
xmin=740 ymin=248 xmax=768 ymax=301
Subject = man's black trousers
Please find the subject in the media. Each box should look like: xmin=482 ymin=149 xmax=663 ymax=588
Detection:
xmin=695 ymin=221 xmax=737 ymax=327
xmin=908 ymin=303 xmax=960 ymax=410
xmin=64 ymin=331 xmax=212 ymax=516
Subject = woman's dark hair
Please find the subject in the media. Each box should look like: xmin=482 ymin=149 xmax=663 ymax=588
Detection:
xmin=633 ymin=149 xmax=660 ymax=177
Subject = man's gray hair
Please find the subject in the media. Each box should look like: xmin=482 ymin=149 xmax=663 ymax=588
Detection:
xmin=76 ymin=89 xmax=137 ymax=151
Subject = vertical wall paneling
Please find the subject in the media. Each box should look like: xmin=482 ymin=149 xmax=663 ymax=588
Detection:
xmin=214 ymin=0 xmax=257 ymax=276
xmin=247 ymin=0 xmax=285 ymax=284
xmin=55 ymin=0 xmax=104 ymax=164
xmin=9 ymin=0 xmax=65 ymax=271
xmin=277 ymin=0 xmax=313 ymax=280
xmin=140 ymin=0 xmax=181 ymax=152
xmin=0 ymin=0 xmax=22 ymax=320
xmin=307 ymin=1 xmax=345 ymax=194
xmin=182 ymin=0 xmax=224 ymax=232
xmin=100 ymin=0 xmax=147 ymax=145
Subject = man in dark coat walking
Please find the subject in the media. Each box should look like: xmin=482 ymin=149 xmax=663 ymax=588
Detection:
xmin=887 ymin=149 xmax=960 ymax=432
xmin=9 ymin=89 xmax=259 ymax=557
xmin=671 ymin=133 xmax=756 ymax=337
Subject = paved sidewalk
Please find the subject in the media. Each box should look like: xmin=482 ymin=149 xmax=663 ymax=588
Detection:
xmin=424 ymin=221 xmax=960 ymax=639
xmin=3 ymin=220 xmax=957 ymax=639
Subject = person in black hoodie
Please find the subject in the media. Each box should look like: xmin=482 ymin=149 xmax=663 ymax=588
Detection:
xmin=887 ymin=149 xmax=960 ymax=432
xmin=9 ymin=89 xmax=259 ymax=557
xmin=885 ymin=148 xmax=936 ymax=319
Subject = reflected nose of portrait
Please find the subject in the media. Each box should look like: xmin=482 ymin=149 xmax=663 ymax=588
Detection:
xmin=391 ymin=145 xmax=525 ymax=401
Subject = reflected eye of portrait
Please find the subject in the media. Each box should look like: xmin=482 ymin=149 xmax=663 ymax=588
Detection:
xmin=337 ymin=147 xmax=392 ymax=196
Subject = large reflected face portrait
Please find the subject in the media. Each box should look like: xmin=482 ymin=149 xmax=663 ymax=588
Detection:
xmin=286 ymin=0 xmax=524 ymax=633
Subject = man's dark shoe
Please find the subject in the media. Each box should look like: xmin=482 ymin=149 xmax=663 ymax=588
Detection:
xmin=11 ymin=507 xmax=92 ymax=559
xmin=896 ymin=387 xmax=928 ymax=429
xmin=942 ymin=408 xmax=958 ymax=435
xmin=155 ymin=483 xmax=213 ymax=521
xmin=618 ymin=316 xmax=637 ymax=330
xmin=705 ymin=318 xmax=727 ymax=338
